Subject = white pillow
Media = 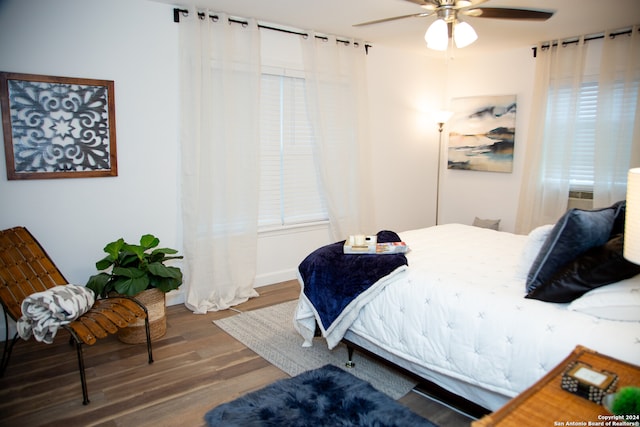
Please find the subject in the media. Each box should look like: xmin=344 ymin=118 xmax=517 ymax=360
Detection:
xmin=568 ymin=275 xmax=640 ymax=321
xmin=515 ymin=224 xmax=554 ymax=280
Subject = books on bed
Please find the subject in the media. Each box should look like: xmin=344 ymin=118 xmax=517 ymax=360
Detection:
xmin=343 ymin=241 xmax=408 ymax=254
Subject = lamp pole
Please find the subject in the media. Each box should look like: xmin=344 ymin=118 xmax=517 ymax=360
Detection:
xmin=435 ymin=121 xmax=445 ymax=225
xmin=433 ymin=110 xmax=453 ymax=226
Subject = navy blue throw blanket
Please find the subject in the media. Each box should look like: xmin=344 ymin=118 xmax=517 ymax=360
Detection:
xmin=298 ymin=230 xmax=408 ymax=331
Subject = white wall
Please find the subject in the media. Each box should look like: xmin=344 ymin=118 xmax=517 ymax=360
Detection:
xmin=0 ymin=0 xmax=443 ymax=300
xmin=0 ymin=0 xmax=534 ymax=321
xmin=365 ymin=46 xmax=535 ymax=234
xmin=0 ymin=0 xmax=182 ymax=294
xmin=366 ymin=45 xmax=446 ymax=233
xmin=439 ymin=49 xmax=536 ymax=233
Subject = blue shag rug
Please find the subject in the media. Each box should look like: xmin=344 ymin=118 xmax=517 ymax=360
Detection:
xmin=205 ymin=364 xmax=438 ymax=427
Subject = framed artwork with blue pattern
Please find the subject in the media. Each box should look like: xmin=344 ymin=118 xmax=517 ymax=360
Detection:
xmin=0 ymin=72 xmax=117 ymax=180
xmin=447 ymin=94 xmax=516 ymax=173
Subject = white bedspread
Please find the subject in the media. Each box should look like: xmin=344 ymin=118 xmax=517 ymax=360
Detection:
xmin=294 ymin=265 xmax=407 ymax=349
xmin=322 ymin=224 xmax=640 ymax=410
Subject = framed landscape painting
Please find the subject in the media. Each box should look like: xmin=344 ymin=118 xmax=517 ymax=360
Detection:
xmin=0 ymin=72 xmax=117 ymax=180
xmin=448 ymin=95 xmax=516 ymax=173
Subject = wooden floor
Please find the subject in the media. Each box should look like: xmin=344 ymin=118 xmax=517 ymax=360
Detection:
xmin=0 ymin=281 xmax=473 ymax=426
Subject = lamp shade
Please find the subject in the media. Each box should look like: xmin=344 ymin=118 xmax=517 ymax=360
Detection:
xmin=454 ymin=21 xmax=478 ymax=48
xmin=434 ymin=110 xmax=454 ymax=125
xmin=624 ymin=168 xmax=640 ymax=264
xmin=425 ymin=19 xmax=448 ymax=51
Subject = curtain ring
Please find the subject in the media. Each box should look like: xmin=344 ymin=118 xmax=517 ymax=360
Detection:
xmin=211 ymin=15 xmax=218 ymax=22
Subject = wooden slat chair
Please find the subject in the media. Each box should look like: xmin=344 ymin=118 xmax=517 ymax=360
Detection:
xmin=0 ymin=226 xmax=154 ymax=405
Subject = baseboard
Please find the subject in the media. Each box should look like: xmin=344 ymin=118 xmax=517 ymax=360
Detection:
xmin=254 ymin=268 xmax=297 ymax=288
xmin=164 ymin=269 xmax=298 ymax=307
xmin=166 ymin=289 xmax=184 ymax=306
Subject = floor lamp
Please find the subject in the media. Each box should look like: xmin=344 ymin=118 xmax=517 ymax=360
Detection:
xmin=434 ymin=111 xmax=453 ymax=225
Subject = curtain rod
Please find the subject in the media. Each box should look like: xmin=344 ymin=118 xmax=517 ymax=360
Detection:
xmin=531 ymin=27 xmax=638 ymax=58
xmin=173 ymin=8 xmax=371 ymax=54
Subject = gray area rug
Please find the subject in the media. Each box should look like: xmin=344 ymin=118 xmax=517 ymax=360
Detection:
xmin=213 ymin=300 xmax=416 ymax=399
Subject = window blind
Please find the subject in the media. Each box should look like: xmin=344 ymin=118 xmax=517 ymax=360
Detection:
xmin=569 ymin=81 xmax=598 ymax=192
xmin=259 ymin=73 xmax=327 ymax=228
xmin=553 ymin=80 xmax=638 ymax=192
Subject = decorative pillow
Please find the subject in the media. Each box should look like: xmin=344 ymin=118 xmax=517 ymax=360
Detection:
xmin=526 ymin=207 xmax=615 ymax=294
xmin=473 ymin=217 xmax=500 ymax=231
xmin=568 ymin=275 xmax=640 ymax=321
xmin=525 ymin=234 xmax=640 ymax=302
xmin=610 ymin=200 xmax=626 ymax=237
xmin=515 ymin=224 xmax=554 ymax=280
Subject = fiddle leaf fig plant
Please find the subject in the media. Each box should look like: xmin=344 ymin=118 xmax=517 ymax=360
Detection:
xmin=87 ymin=234 xmax=183 ymax=297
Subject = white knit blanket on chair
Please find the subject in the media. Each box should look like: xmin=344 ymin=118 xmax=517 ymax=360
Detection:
xmin=17 ymin=285 xmax=95 ymax=344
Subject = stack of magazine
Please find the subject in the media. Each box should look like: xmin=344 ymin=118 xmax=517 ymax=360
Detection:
xmin=343 ymin=236 xmax=408 ymax=255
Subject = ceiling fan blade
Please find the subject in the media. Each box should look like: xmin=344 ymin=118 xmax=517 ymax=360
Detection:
xmin=353 ymin=12 xmax=432 ymax=27
xmin=403 ymin=0 xmax=434 ymax=5
xmin=463 ymin=7 xmax=554 ymax=21
xmin=403 ymin=0 xmax=489 ymax=8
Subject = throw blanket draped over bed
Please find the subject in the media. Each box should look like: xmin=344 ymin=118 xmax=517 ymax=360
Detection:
xmin=17 ymin=284 xmax=95 ymax=344
xmin=295 ymin=230 xmax=408 ymax=349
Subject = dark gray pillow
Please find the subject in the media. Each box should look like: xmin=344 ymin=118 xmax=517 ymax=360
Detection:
xmin=526 ymin=207 xmax=615 ymax=295
xmin=610 ymin=200 xmax=626 ymax=236
xmin=473 ymin=217 xmax=500 ymax=230
xmin=525 ymin=234 xmax=640 ymax=302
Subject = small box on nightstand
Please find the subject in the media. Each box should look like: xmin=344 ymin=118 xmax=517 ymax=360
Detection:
xmin=561 ymin=361 xmax=618 ymax=404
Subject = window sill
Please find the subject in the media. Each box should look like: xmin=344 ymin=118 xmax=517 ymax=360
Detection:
xmin=258 ymin=220 xmax=329 ymax=237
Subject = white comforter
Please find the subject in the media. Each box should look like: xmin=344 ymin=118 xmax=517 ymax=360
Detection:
xmin=301 ymin=224 xmax=640 ymax=410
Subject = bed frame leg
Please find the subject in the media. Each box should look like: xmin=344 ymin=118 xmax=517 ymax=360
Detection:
xmin=345 ymin=344 xmax=355 ymax=368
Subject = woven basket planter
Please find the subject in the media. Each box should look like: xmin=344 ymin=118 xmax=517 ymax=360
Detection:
xmin=118 ymin=288 xmax=166 ymax=344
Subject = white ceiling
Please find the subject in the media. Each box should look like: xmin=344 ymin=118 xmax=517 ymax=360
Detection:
xmin=151 ymin=0 xmax=640 ymax=57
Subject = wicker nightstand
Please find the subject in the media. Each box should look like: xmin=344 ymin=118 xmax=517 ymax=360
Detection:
xmin=473 ymin=345 xmax=640 ymax=427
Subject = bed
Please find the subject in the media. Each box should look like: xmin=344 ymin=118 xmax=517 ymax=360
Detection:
xmin=293 ymin=204 xmax=640 ymax=412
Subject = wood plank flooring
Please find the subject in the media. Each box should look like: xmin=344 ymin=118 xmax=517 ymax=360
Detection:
xmin=0 ymin=280 xmax=473 ymax=426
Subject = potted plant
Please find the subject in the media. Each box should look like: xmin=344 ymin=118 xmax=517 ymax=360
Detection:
xmin=86 ymin=234 xmax=183 ymax=343
xmin=605 ymin=386 xmax=640 ymax=415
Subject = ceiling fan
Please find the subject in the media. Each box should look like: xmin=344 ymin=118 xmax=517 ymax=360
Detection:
xmin=354 ymin=0 xmax=554 ymax=51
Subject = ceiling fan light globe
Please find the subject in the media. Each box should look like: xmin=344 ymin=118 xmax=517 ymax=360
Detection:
xmin=425 ymin=19 xmax=448 ymax=50
xmin=454 ymin=21 xmax=478 ymax=48
xmin=456 ymin=0 xmax=473 ymax=7
xmin=427 ymin=40 xmax=448 ymax=51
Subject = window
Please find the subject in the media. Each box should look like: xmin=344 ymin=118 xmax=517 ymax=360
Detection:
xmin=567 ymin=81 xmax=597 ymax=192
xmin=258 ymin=72 xmax=327 ymax=229
xmin=553 ymin=80 xmax=638 ymax=193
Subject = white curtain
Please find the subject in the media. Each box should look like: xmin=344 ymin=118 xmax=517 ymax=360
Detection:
xmin=516 ymin=27 xmax=640 ymax=234
xmin=300 ymin=36 xmax=373 ymax=241
xmin=593 ymin=27 xmax=640 ymax=207
xmin=179 ymin=10 xmax=260 ymax=313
